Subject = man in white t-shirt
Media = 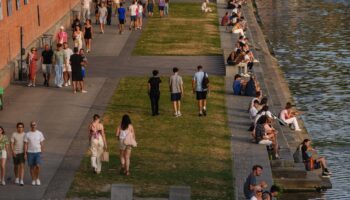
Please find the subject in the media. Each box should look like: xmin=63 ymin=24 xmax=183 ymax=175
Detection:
xmin=63 ymin=42 xmax=73 ymax=87
xmin=81 ymin=0 xmax=92 ymax=22
xmin=11 ymin=122 xmax=26 ymax=186
xmin=129 ymin=0 xmax=138 ymax=30
xmin=24 ymin=121 xmax=45 ymax=186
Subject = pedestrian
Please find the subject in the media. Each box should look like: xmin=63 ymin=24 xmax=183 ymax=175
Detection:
xmin=106 ymin=0 xmax=113 ymax=25
xmin=73 ymin=26 xmax=83 ymax=51
xmin=98 ymin=2 xmax=108 ymax=33
xmin=192 ymin=65 xmax=209 ymax=116
xmin=129 ymin=0 xmax=138 ymax=30
xmin=26 ymin=47 xmax=38 ymax=87
xmin=56 ymin=26 xmax=68 ymax=45
xmin=169 ymin=67 xmax=184 ymax=117
xmin=148 ymin=70 xmax=161 ymax=116
xmin=83 ymin=19 xmax=93 ymax=53
xmin=10 ymin=122 xmax=25 ymax=186
xmin=79 ymin=48 xmax=88 ymax=93
xmin=24 ymin=121 xmax=45 ymax=186
xmin=41 ymin=44 xmax=53 ymax=87
xmin=94 ymin=1 xmax=100 ymax=25
xmin=52 ymin=43 xmax=66 ymax=88
xmin=117 ymin=3 xmax=126 ymax=34
xmin=70 ymin=47 xmax=85 ymax=94
xmin=147 ymin=0 xmax=155 ymax=17
xmin=71 ymin=15 xmax=82 ymax=31
xmin=244 ymin=165 xmax=268 ymax=199
xmin=280 ymin=102 xmax=302 ymax=131
xmin=63 ymin=42 xmax=73 ymax=87
xmin=89 ymin=114 xmax=107 ymax=174
xmin=81 ymin=0 xmax=92 ymax=23
xmin=0 ymin=126 xmax=9 ymax=185
xmin=158 ymin=0 xmax=165 ymax=17
xmin=116 ymin=114 xmax=136 ymax=176
xmin=164 ymin=0 xmax=169 ymax=16
xmin=136 ymin=1 xmax=143 ymax=29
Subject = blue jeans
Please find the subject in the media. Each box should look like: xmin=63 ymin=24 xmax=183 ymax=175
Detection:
xmin=27 ymin=152 xmax=41 ymax=166
xmin=55 ymin=64 xmax=63 ymax=86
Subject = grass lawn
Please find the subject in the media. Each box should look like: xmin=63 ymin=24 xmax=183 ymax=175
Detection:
xmin=133 ymin=3 xmax=221 ymax=56
xmin=67 ymin=76 xmax=233 ymax=199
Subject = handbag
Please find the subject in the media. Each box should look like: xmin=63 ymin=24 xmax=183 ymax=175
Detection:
xmin=101 ymin=151 xmax=109 ymax=162
xmin=124 ymin=130 xmax=137 ymax=147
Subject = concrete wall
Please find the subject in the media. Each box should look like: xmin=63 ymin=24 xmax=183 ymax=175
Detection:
xmin=0 ymin=0 xmax=80 ymax=87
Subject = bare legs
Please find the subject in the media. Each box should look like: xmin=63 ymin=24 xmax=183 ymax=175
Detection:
xmin=172 ymin=101 xmax=181 ymax=116
xmin=30 ymin=165 xmax=40 ymax=181
xmin=120 ymin=149 xmax=131 ymax=175
xmin=14 ymin=163 xmax=24 ymax=182
xmin=1 ymin=158 xmax=6 ymax=183
xmin=85 ymin=39 xmax=92 ymax=52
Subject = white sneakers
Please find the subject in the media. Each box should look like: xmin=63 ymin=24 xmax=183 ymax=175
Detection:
xmin=174 ymin=111 xmax=182 ymax=117
xmin=31 ymin=179 xmax=41 ymax=186
xmin=15 ymin=178 xmax=19 ymax=184
xmin=1 ymin=180 xmax=5 ymax=186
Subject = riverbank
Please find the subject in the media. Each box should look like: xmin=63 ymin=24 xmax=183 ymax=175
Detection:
xmin=218 ymin=0 xmax=332 ymax=198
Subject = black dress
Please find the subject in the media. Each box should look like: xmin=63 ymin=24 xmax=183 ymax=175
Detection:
xmin=70 ymin=54 xmax=83 ymax=81
xmin=84 ymin=26 xmax=92 ymax=39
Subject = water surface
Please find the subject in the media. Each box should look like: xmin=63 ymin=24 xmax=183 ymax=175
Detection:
xmin=255 ymin=0 xmax=350 ymax=199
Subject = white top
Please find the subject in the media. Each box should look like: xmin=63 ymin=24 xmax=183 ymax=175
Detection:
xmin=250 ymin=196 xmax=258 ymax=200
xmin=99 ymin=7 xmax=108 ymax=18
xmin=24 ymin=130 xmax=45 ymax=153
xmin=82 ymin=0 xmax=92 ymax=9
xmin=280 ymin=109 xmax=288 ymax=121
xmin=201 ymin=2 xmax=207 ymax=11
xmin=129 ymin=4 xmax=138 ymax=16
xmin=119 ymin=129 xmax=129 ymax=140
xmin=11 ymin=132 xmax=25 ymax=154
xmin=138 ymin=5 xmax=143 ymax=15
xmin=64 ymin=48 xmax=73 ymax=66
xmin=249 ymin=106 xmax=258 ymax=121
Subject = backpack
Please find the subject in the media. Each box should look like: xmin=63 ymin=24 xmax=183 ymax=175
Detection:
xmin=293 ymin=144 xmax=303 ymax=163
xmin=202 ymin=72 xmax=209 ymax=90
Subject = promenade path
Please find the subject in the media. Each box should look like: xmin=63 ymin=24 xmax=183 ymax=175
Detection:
xmin=0 ymin=6 xmax=225 ymax=200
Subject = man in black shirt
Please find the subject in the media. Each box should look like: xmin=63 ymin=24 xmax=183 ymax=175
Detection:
xmin=70 ymin=47 xmax=86 ymax=93
xmin=148 ymin=70 xmax=161 ymax=116
xmin=41 ymin=44 xmax=54 ymax=87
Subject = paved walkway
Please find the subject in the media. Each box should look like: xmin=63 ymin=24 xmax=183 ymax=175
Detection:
xmin=0 ymin=4 xmax=225 ymax=199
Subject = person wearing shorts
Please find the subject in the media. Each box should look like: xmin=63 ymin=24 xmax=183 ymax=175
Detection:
xmin=41 ymin=44 xmax=53 ymax=87
xmin=192 ymin=65 xmax=209 ymax=116
xmin=118 ymin=3 xmax=126 ymax=34
xmin=129 ymin=0 xmax=138 ymax=30
xmin=11 ymin=122 xmax=26 ymax=186
xmin=63 ymin=42 xmax=73 ymax=87
xmin=0 ymin=126 xmax=9 ymax=185
xmin=169 ymin=67 xmax=184 ymax=117
xmin=24 ymin=121 xmax=45 ymax=186
xmin=98 ymin=2 xmax=108 ymax=33
xmin=158 ymin=0 xmax=165 ymax=17
xmin=147 ymin=0 xmax=155 ymax=16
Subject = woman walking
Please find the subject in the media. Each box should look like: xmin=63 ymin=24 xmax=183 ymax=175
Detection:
xmin=89 ymin=114 xmax=107 ymax=174
xmin=73 ymin=26 xmax=83 ymax=51
xmin=0 ymin=126 xmax=9 ymax=185
xmin=27 ymin=47 xmax=39 ymax=87
xmin=116 ymin=115 xmax=136 ymax=176
xmin=99 ymin=2 xmax=108 ymax=33
xmin=84 ymin=19 xmax=93 ymax=53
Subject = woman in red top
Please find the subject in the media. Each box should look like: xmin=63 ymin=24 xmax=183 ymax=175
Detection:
xmin=27 ymin=47 xmax=38 ymax=87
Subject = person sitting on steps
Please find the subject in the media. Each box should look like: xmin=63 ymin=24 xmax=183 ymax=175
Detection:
xmin=279 ymin=102 xmax=302 ymax=131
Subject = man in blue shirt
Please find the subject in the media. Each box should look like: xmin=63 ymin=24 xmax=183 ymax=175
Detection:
xmin=244 ymin=165 xmax=266 ymax=199
xmin=117 ymin=3 xmax=126 ymax=34
xmin=192 ymin=65 xmax=210 ymax=116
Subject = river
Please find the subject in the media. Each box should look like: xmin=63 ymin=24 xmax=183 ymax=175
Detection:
xmin=255 ymin=0 xmax=350 ymax=199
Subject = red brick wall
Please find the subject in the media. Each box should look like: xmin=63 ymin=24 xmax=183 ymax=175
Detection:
xmin=0 ymin=0 xmax=80 ymax=85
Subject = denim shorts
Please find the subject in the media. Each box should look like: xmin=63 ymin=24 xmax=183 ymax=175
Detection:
xmin=27 ymin=152 xmax=41 ymax=166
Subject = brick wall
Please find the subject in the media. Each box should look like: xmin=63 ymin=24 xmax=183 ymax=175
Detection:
xmin=0 ymin=0 xmax=81 ymax=87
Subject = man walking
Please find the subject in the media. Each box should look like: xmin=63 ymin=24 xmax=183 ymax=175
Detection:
xmin=63 ymin=42 xmax=73 ymax=87
xmin=192 ymin=65 xmax=209 ymax=116
xmin=70 ymin=47 xmax=86 ymax=93
xmin=169 ymin=67 xmax=184 ymax=117
xmin=41 ymin=44 xmax=53 ymax=87
xmin=52 ymin=43 xmax=66 ymax=88
xmin=11 ymin=122 xmax=26 ymax=186
xmin=81 ymin=0 xmax=92 ymax=23
xmin=24 ymin=121 xmax=45 ymax=186
xmin=148 ymin=70 xmax=161 ymax=116
xmin=117 ymin=3 xmax=126 ymax=34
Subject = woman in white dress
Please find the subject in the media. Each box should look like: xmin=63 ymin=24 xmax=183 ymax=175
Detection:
xmin=73 ymin=26 xmax=83 ymax=50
